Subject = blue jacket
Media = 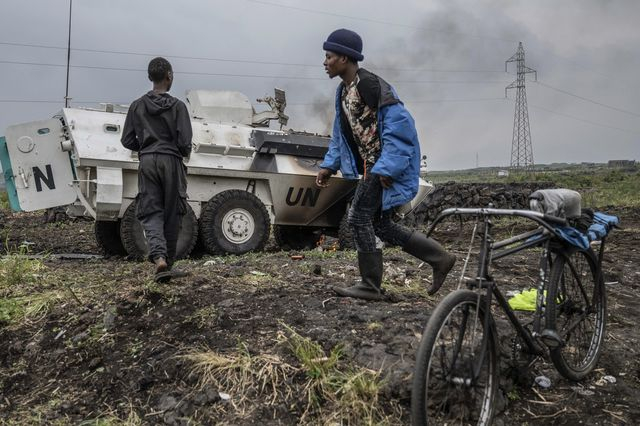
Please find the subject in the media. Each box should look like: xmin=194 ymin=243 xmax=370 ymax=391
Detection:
xmin=320 ymin=68 xmax=421 ymax=211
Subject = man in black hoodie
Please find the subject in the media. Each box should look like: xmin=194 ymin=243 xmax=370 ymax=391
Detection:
xmin=121 ymin=57 xmax=193 ymax=282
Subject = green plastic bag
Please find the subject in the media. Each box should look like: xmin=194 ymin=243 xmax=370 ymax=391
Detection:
xmin=508 ymin=289 xmax=540 ymax=311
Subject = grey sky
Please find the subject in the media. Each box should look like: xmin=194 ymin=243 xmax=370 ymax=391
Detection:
xmin=1 ymin=0 xmax=638 ymax=170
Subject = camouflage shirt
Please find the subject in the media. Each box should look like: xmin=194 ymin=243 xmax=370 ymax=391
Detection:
xmin=341 ymin=76 xmax=381 ymax=166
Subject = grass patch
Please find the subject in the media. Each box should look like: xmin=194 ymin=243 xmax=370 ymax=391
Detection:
xmin=181 ymin=327 xmax=395 ymax=424
xmin=0 ymin=243 xmax=46 ymax=293
xmin=279 ymin=323 xmax=394 ymax=425
xmin=78 ymin=402 xmax=143 ymax=425
xmin=302 ymin=248 xmax=357 ymax=261
xmin=0 ymin=244 xmax=61 ymax=324
xmin=185 ymin=305 xmax=219 ymax=328
xmin=0 ymin=191 xmax=9 ymax=211
xmin=180 ymin=343 xmax=298 ymax=412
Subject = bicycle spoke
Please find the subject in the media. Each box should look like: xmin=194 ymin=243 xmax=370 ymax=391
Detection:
xmin=425 ymin=299 xmax=494 ymax=424
xmin=547 ymin=247 xmax=605 ymax=380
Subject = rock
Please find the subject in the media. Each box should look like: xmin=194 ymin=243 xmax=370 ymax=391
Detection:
xmin=193 ymin=386 xmax=220 ymax=405
xmin=218 ymin=298 xmax=239 ymax=308
xmin=157 ymin=395 xmax=178 ymax=412
xmin=103 ymin=306 xmax=117 ymax=331
xmin=163 ymin=411 xmax=179 ymax=425
xmin=176 ymin=400 xmax=195 ymax=416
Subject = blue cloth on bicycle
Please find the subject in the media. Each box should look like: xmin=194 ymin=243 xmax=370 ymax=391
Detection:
xmin=593 ymin=212 xmax=619 ymax=227
xmin=587 ymin=223 xmax=607 ymax=241
xmin=587 ymin=212 xmax=619 ymax=241
xmin=552 ymin=211 xmax=618 ymax=248
xmin=552 ymin=225 xmax=590 ymax=249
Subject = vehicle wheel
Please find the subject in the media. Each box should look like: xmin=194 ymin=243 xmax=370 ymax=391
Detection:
xmin=338 ymin=210 xmax=355 ymax=250
xmin=119 ymin=201 xmax=198 ymax=261
xmin=411 ymin=289 xmax=498 ymax=426
xmin=545 ymin=246 xmax=606 ymax=381
xmin=199 ymin=190 xmax=270 ymax=255
xmin=94 ymin=220 xmax=127 ymax=256
xmin=273 ymin=225 xmax=322 ymax=251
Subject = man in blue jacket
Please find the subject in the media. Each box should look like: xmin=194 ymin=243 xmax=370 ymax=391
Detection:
xmin=316 ymin=29 xmax=455 ymax=301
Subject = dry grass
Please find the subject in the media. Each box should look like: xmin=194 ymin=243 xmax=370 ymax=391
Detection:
xmin=278 ymin=323 xmax=396 ymax=425
xmin=180 ymin=344 xmax=298 ymax=413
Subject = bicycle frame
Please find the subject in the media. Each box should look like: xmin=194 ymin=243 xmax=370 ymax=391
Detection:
xmin=425 ymin=208 xmax=571 ymax=376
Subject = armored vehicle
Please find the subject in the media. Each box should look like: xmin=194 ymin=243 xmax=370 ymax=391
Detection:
xmin=0 ymin=89 xmax=432 ymax=258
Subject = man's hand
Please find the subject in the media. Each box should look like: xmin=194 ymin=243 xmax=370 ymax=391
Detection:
xmin=379 ymin=175 xmax=393 ymax=188
xmin=316 ymin=168 xmax=333 ymax=188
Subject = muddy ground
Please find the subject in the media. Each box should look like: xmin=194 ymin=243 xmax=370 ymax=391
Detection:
xmin=0 ymin=207 xmax=638 ymax=425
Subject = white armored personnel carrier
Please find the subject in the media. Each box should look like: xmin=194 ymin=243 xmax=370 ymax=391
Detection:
xmin=0 ymin=89 xmax=432 ymax=258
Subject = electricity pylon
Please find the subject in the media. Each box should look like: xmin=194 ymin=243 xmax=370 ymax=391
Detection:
xmin=506 ymin=42 xmax=536 ymax=171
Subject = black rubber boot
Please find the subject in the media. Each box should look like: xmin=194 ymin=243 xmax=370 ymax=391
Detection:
xmin=333 ymin=251 xmax=384 ymax=301
xmin=166 ymin=260 xmax=191 ymax=279
xmin=403 ymin=231 xmax=456 ymax=295
xmin=154 ymin=256 xmax=172 ymax=283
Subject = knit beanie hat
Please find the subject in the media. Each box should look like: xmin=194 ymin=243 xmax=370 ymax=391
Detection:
xmin=323 ymin=29 xmax=364 ymax=61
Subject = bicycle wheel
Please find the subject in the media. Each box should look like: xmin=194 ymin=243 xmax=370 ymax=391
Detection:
xmin=545 ymin=246 xmax=606 ymax=381
xmin=411 ymin=290 xmax=498 ymax=426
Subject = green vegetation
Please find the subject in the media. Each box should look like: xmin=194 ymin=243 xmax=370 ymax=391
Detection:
xmin=180 ymin=343 xmax=298 ymax=413
xmin=0 ymin=190 xmax=9 ymax=210
xmin=0 ymin=243 xmax=59 ymax=324
xmin=428 ymin=165 xmax=640 ymax=207
xmin=185 ymin=304 xmax=220 ymax=329
xmin=181 ymin=325 xmax=394 ymax=425
xmin=279 ymin=323 xmax=392 ymax=425
xmin=0 ymin=243 xmax=44 ymax=289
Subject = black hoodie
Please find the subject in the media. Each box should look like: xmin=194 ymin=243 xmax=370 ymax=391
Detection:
xmin=121 ymin=91 xmax=192 ymax=158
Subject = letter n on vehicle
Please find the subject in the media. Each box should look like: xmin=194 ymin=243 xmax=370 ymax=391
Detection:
xmin=301 ymin=188 xmax=320 ymax=207
xmin=33 ymin=164 xmax=56 ymax=192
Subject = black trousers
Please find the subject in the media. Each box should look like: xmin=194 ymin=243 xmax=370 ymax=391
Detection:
xmin=347 ymin=171 xmax=413 ymax=252
xmin=136 ymin=153 xmax=187 ymax=264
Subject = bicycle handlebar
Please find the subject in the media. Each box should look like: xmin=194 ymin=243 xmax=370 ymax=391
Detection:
xmin=425 ymin=207 xmax=568 ymax=237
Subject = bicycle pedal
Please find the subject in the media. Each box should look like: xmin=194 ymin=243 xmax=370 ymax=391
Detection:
xmin=540 ymin=329 xmax=564 ymax=348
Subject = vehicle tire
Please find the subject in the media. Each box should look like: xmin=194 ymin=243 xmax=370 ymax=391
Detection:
xmin=94 ymin=220 xmax=127 ymax=256
xmin=119 ymin=201 xmax=198 ymax=261
xmin=199 ymin=190 xmax=270 ymax=255
xmin=338 ymin=210 xmax=355 ymax=250
xmin=273 ymin=225 xmax=322 ymax=251
xmin=545 ymin=246 xmax=606 ymax=381
xmin=411 ymin=289 xmax=498 ymax=426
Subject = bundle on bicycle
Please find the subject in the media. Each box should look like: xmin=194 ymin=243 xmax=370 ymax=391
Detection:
xmin=410 ymin=188 xmax=619 ymax=426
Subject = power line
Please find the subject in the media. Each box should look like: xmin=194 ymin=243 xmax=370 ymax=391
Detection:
xmin=535 ymin=80 xmax=640 ymax=118
xmin=528 ymin=103 xmax=640 ymax=135
xmin=245 ymin=0 xmax=516 ymax=43
xmin=0 ymin=41 xmax=504 ymax=74
xmin=0 ymin=97 xmax=506 ymax=106
xmin=287 ymin=97 xmax=506 ymax=106
xmin=504 ymin=96 xmax=640 ymax=135
xmin=0 ymin=100 xmax=63 ymax=104
xmin=0 ymin=60 xmax=511 ymax=84
xmin=3 ymin=96 xmax=637 ymax=135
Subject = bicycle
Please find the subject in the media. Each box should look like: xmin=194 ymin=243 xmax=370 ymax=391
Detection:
xmin=410 ymin=207 xmax=614 ymax=426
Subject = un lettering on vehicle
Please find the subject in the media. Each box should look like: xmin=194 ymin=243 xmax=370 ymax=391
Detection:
xmin=286 ymin=187 xmax=320 ymax=207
